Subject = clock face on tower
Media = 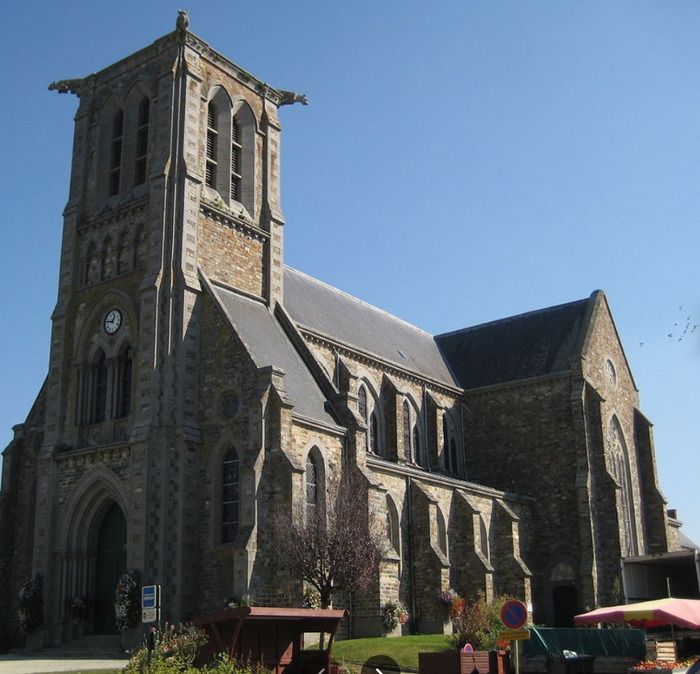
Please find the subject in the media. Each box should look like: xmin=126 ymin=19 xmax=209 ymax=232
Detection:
xmin=103 ymin=309 xmax=122 ymax=334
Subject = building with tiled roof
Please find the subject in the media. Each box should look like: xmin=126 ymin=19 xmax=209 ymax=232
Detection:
xmin=0 ymin=16 xmax=683 ymax=648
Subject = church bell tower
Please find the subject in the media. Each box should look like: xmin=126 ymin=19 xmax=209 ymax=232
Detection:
xmin=27 ymin=13 xmax=306 ymax=641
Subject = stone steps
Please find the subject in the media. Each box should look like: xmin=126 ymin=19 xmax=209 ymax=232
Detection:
xmin=39 ymin=634 xmax=125 ymax=659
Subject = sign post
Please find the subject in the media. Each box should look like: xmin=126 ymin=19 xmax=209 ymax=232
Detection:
xmin=500 ymin=600 xmax=530 ymax=674
xmin=141 ymin=584 xmax=160 ymax=624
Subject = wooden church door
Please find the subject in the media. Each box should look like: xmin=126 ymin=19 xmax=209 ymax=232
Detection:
xmin=93 ymin=502 xmax=127 ymax=634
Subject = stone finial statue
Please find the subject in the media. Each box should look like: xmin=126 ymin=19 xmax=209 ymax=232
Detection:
xmin=278 ymin=90 xmax=309 ymax=107
xmin=176 ymin=9 xmax=190 ymax=33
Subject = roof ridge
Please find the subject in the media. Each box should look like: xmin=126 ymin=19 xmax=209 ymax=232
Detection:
xmin=284 ymin=266 xmax=436 ymax=339
xmin=436 ymin=293 xmax=597 ymax=340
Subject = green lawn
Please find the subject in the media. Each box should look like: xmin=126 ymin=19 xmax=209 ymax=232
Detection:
xmin=331 ymin=634 xmax=455 ymax=672
xmin=48 ymin=634 xmax=454 ymax=674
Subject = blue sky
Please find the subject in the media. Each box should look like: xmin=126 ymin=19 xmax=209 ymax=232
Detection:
xmin=1 ymin=2 xmax=698 ymax=546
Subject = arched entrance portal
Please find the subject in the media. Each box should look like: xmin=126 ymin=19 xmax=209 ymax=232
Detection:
xmin=93 ymin=501 xmax=126 ymax=634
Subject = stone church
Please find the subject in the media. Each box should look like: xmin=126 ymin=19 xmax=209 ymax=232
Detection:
xmin=0 ymin=16 xmax=683 ymax=646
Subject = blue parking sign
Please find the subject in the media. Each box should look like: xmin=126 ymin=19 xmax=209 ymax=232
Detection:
xmin=142 ymin=585 xmax=158 ymax=610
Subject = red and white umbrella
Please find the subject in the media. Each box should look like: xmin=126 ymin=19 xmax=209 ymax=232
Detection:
xmin=574 ymin=597 xmax=700 ymax=629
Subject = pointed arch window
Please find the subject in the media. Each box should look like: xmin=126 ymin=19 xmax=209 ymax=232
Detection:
xmin=109 ymin=109 xmax=124 ymax=196
xmin=94 ymin=351 xmax=108 ymax=423
xmin=479 ymin=515 xmax=490 ymax=560
xmin=134 ymin=97 xmax=150 ymax=186
xmin=413 ymin=426 xmax=423 ymax=467
xmin=387 ymin=495 xmax=400 ymax=555
xmin=85 ymin=242 xmax=98 ymax=285
xmin=402 ymin=401 xmax=411 ymax=461
xmin=436 ymin=507 xmax=448 ymax=557
xmin=101 ymin=237 xmax=113 ymax=280
xmin=443 ymin=414 xmax=451 ymax=472
xmin=116 ymin=230 xmax=129 ymax=275
xmin=370 ymin=411 xmax=380 ymax=455
xmin=358 ymin=385 xmax=368 ymax=422
xmin=443 ymin=412 xmax=459 ymax=476
xmin=359 ymin=383 xmax=382 ymax=455
xmin=222 ymin=447 xmax=240 ymax=544
xmin=306 ymin=453 xmax=320 ymax=524
xmin=115 ymin=345 xmax=133 ymax=419
xmin=608 ymin=417 xmax=638 ymax=556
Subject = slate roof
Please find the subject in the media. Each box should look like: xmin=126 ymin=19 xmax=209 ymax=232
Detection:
xmin=208 ymin=280 xmax=338 ymax=428
xmin=435 ymin=293 xmax=598 ymax=390
xmin=283 ymin=267 xmax=458 ymax=388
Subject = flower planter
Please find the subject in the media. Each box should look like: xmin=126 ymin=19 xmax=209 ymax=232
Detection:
xmin=419 ymin=649 xmax=510 ymax=674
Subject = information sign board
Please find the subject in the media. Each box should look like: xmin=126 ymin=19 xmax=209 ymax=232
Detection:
xmin=142 ymin=608 xmax=158 ymax=623
xmin=499 ymin=628 xmax=530 ymax=641
xmin=142 ymin=585 xmax=159 ymax=610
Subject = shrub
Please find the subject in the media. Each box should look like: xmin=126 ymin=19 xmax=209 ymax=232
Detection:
xmin=18 ymin=574 xmax=43 ymax=634
xmin=207 ymin=653 xmax=273 ymax=673
xmin=126 ymin=631 xmax=272 ymax=674
xmin=126 ymin=623 xmax=208 ymax=673
xmin=451 ymin=594 xmax=511 ymax=650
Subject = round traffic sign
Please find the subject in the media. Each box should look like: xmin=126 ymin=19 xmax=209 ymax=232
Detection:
xmin=501 ymin=599 xmax=528 ymax=629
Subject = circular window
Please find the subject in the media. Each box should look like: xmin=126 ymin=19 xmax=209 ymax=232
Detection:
xmin=605 ymin=359 xmax=617 ymax=388
xmin=222 ymin=394 xmax=239 ymax=418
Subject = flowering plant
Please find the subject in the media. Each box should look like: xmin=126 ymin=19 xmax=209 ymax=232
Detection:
xmin=114 ymin=571 xmax=140 ymax=631
xmin=18 ymin=575 xmax=43 ymax=634
xmin=438 ymin=588 xmax=458 ymax=606
xmin=125 ymin=622 xmax=208 ymax=672
xmin=302 ymin=589 xmax=321 ymax=609
xmin=381 ymin=601 xmax=409 ymax=632
xmin=438 ymin=589 xmax=465 ymax=618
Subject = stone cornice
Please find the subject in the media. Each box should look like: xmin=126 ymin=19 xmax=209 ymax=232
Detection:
xmin=200 ymin=202 xmax=268 ymax=243
xmin=463 ymin=370 xmax=572 ymax=397
xmin=184 ymin=32 xmax=285 ymax=105
xmin=366 ymin=454 xmax=534 ymax=505
xmin=296 ymin=327 xmax=464 ymax=398
xmin=78 ymin=195 xmax=149 ymax=231
xmin=54 ymin=443 xmax=130 ymax=463
xmin=291 ymin=413 xmax=347 ymax=438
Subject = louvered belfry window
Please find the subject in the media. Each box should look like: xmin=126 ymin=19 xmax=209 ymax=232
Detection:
xmin=206 ymin=101 xmax=218 ymax=188
xmin=230 ymin=117 xmax=242 ymax=201
xmin=109 ymin=109 xmax=124 ymax=196
xmin=134 ymin=97 xmax=150 ymax=185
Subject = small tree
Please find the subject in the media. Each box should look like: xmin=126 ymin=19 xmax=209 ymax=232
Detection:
xmin=277 ymin=470 xmax=382 ymax=609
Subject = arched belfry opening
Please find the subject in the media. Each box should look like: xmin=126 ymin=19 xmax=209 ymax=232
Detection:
xmin=93 ymin=501 xmax=127 ymax=633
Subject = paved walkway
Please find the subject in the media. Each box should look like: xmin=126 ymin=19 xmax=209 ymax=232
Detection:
xmin=0 ymin=653 xmax=128 ymax=673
